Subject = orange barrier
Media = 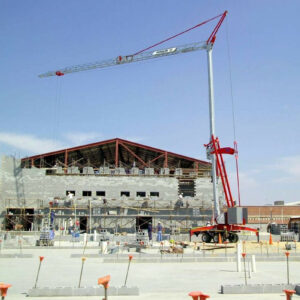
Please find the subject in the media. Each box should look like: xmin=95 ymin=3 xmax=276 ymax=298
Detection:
xmin=0 ymin=283 xmax=12 ymax=299
xmin=188 ymin=291 xmax=210 ymax=300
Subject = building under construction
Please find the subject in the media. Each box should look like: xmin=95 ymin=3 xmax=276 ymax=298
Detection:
xmin=0 ymin=138 xmax=225 ymax=233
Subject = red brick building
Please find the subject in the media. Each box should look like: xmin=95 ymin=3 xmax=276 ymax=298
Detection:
xmin=243 ymin=206 xmax=300 ymax=225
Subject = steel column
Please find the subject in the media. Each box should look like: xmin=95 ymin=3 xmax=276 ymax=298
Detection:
xmin=164 ymin=152 xmax=168 ymax=168
xmin=115 ymin=139 xmax=119 ymax=167
xmin=207 ymin=44 xmax=220 ymax=220
xmin=64 ymin=150 xmax=68 ymax=174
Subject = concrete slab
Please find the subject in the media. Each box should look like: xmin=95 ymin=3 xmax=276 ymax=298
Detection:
xmin=1 ymin=247 xmax=300 ymax=300
xmin=27 ymin=286 xmax=139 ymax=297
xmin=221 ymin=283 xmax=299 ymax=294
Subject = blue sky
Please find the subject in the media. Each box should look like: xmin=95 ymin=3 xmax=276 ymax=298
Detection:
xmin=1 ymin=1 xmax=300 ymax=205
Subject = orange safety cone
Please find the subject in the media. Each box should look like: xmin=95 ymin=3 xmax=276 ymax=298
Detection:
xmin=0 ymin=283 xmax=12 ymax=299
xmin=269 ymin=233 xmax=273 ymax=245
xmin=218 ymin=233 xmax=222 ymax=244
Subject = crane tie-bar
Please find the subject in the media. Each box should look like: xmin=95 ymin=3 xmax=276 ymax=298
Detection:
xmin=132 ymin=11 xmax=227 ymax=56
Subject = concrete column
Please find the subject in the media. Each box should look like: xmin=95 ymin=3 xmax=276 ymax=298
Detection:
xmin=63 ymin=220 xmax=66 ymax=235
xmin=94 ymin=230 xmax=97 ymax=242
xmin=101 ymin=241 xmax=108 ymax=254
xmin=248 ymin=260 xmax=252 ymax=278
xmin=236 ymin=242 xmax=241 ymax=272
xmin=251 ymin=255 xmax=256 ymax=273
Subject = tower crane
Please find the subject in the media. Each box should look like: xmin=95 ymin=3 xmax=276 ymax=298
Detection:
xmin=39 ymin=11 xmax=257 ymax=242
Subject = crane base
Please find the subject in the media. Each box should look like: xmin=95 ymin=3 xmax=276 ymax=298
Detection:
xmin=190 ymin=224 xmax=257 ymax=243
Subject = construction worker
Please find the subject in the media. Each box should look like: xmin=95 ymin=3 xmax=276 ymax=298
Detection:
xmin=68 ymin=218 xmax=73 ymax=234
xmin=147 ymin=222 xmax=152 ymax=242
xmin=256 ymin=228 xmax=260 ymax=243
xmin=157 ymin=222 xmax=162 ymax=242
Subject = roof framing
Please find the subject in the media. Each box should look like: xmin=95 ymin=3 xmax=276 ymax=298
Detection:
xmin=21 ymin=138 xmax=210 ymax=170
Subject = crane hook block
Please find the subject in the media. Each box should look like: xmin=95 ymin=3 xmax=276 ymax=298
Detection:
xmin=55 ymin=71 xmax=64 ymax=76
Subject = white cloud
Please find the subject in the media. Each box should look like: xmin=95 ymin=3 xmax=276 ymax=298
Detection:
xmin=228 ymin=170 xmax=261 ymax=205
xmin=0 ymin=132 xmax=66 ymax=154
xmin=226 ymin=155 xmax=300 ymax=205
xmin=0 ymin=131 xmax=104 ymax=155
xmin=64 ymin=132 xmax=103 ymax=146
xmin=272 ymin=155 xmax=300 ymax=178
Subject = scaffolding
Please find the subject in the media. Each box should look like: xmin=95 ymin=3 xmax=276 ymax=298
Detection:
xmin=2 ymin=198 xmax=212 ymax=234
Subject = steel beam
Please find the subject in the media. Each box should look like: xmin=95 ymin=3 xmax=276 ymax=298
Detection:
xmin=119 ymin=142 xmax=148 ymax=167
xmin=149 ymin=153 xmax=165 ymax=166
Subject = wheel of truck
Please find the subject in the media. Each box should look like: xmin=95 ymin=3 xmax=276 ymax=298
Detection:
xmin=213 ymin=234 xmax=221 ymax=243
xmin=228 ymin=233 xmax=239 ymax=243
xmin=201 ymin=232 xmax=212 ymax=243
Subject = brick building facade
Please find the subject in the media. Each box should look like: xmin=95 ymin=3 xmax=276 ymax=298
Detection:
xmin=243 ymin=205 xmax=300 ymax=225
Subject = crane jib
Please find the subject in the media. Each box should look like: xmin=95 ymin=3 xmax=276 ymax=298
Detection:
xmin=38 ymin=41 xmax=207 ymax=78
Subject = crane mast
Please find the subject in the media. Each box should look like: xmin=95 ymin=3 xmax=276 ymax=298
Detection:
xmin=206 ymin=43 xmax=220 ymax=220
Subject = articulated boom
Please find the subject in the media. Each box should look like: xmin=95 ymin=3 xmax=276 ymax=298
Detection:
xmin=207 ymin=135 xmax=235 ymax=210
xmin=190 ymin=136 xmax=257 ymax=243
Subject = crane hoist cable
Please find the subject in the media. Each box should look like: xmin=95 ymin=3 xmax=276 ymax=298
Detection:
xmin=53 ymin=75 xmax=63 ymax=143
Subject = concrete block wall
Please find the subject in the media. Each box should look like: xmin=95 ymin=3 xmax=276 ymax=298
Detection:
xmin=0 ymin=156 xmax=217 ymax=210
xmin=195 ymin=177 xmax=224 ymax=209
